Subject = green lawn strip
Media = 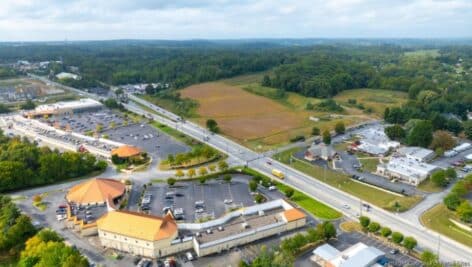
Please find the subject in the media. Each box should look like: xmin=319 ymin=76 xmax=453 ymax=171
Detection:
xmin=275 ymin=183 xmax=342 ymax=220
xmin=358 ymin=158 xmax=379 ymax=173
xmin=417 ymin=178 xmax=443 ymax=193
xmin=273 ymin=148 xmax=422 ymax=212
xmin=150 ymin=121 xmax=197 ymax=146
xmin=421 ymin=204 xmax=472 ymax=248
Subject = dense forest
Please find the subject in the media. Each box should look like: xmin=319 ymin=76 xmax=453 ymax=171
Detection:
xmin=1 ymin=40 xmax=471 ymax=125
xmin=0 ymin=130 xmax=107 ymax=192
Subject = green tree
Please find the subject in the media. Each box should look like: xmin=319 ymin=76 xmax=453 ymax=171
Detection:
xmin=187 ymin=168 xmax=196 ymax=178
xmin=420 ymin=250 xmax=442 ymax=267
xmin=218 ymin=160 xmax=229 ymax=171
xmin=431 ymin=170 xmax=448 ymax=187
xmin=443 ymin=193 xmax=462 ymax=211
xmin=317 ymin=221 xmax=337 ymax=240
xmin=208 ymin=164 xmax=216 ymax=172
xmin=384 ymin=125 xmax=406 ymax=141
xmin=0 ymin=103 xmax=11 ymax=114
xmin=380 ymin=227 xmax=392 ymax=237
xmin=199 ymin=177 xmax=206 ymax=185
xmin=391 ymin=232 xmax=404 ymax=244
xmin=261 ymin=75 xmax=271 ymax=86
xmin=359 ymin=216 xmax=370 ymax=229
xmin=445 ymin=168 xmax=457 ymax=180
xmin=430 ymin=130 xmax=456 ymax=151
xmin=223 ymin=174 xmax=232 ymax=183
xmin=198 ymin=167 xmax=208 ymax=176
xmin=464 ymin=121 xmax=472 ymax=140
xmin=311 ymin=127 xmax=320 ymax=136
xmin=20 ymin=99 xmax=36 ymax=110
xmin=334 ymin=122 xmax=345 ymax=135
xmin=407 ymin=120 xmax=433 ymax=147
xmin=456 ymin=201 xmax=472 ymax=223
xmin=167 ymin=178 xmax=176 ymax=187
xmin=206 ymin=119 xmax=219 ymax=133
xmin=254 ymin=194 xmax=264 ymax=203
xmin=249 ymin=180 xmax=258 ymax=192
xmin=367 ymin=222 xmax=380 ymax=233
xmin=452 ymin=181 xmax=468 ymax=196
xmin=284 ymin=188 xmax=294 ymax=198
xmin=322 ymin=130 xmax=331 ymax=145
xmin=175 ymin=169 xmax=184 ymax=178
xmin=402 ymin=236 xmax=417 ymax=251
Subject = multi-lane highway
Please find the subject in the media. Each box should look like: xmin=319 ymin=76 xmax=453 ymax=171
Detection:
xmin=128 ymin=94 xmax=472 ymax=263
xmin=26 ymin=75 xmax=472 ymax=262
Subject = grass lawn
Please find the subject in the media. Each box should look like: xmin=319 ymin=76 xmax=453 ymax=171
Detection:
xmin=334 ymin=89 xmax=408 ymax=117
xmin=276 ymin=183 xmax=342 ymax=220
xmin=417 ymin=178 xmax=444 ymax=193
xmin=334 ymin=142 xmax=350 ymax=151
xmin=340 ymin=221 xmax=362 ymax=232
xmin=151 ymin=121 xmax=198 ymax=146
xmin=421 ymin=204 xmax=472 ymax=248
xmin=33 ymin=201 xmax=48 ymax=211
xmin=358 ymin=158 xmax=379 ymax=173
xmin=274 ymin=148 xmax=422 ymax=212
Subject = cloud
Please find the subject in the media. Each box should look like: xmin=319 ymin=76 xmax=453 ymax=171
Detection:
xmin=0 ymin=0 xmax=470 ymax=41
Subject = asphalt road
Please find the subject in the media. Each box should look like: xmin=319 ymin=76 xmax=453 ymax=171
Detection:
xmin=127 ymin=94 xmax=472 ymax=263
xmin=26 ymin=75 xmax=472 ymax=263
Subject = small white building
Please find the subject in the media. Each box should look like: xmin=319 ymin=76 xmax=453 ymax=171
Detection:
xmin=56 ymin=72 xmax=80 ymax=80
xmin=376 ymin=157 xmax=438 ymax=186
xmin=453 ymin=143 xmax=471 ymax=153
xmin=355 ymin=127 xmax=399 ymax=156
xmin=397 ymin=146 xmax=435 ymax=162
xmin=311 ymin=242 xmax=385 ymax=267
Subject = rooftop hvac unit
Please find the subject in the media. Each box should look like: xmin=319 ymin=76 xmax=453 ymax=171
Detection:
xmin=242 ymin=222 xmax=249 ymax=229
xmin=258 ymin=210 xmax=265 ymax=216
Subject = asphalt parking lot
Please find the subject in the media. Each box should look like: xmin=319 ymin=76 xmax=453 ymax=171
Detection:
xmin=102 ymin=123 xmax=190 ymax=160
xmin=134 ymin=174 xmax=258 ymax=222
xmin=335 ymin=232 xmax=421 ymax=266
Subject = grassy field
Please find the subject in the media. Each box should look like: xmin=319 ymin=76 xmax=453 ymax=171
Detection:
xmin=333 ymin=89 xmax=408 ymax=117
xmin=274 ymin=148 xmax=422 ymax=212
xmin=421 ymin=204 xmax=472 ymax=247
xmin=276 ymin=183 xmax=342 ymax=220
xmin=180 ymin=81 xmax=370 ymax=151
xmin=403 ymin=49 xmax=440 ymax=58
xmin=358 ymin=158 xmax=380 ymax=173
xmin=417 ymin=178 xmax=443 ymax=193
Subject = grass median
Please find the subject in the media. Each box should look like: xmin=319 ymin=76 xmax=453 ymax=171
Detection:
xmin=274 ymin=148 xmax=422 ymax=212
xmin=276 ymin=183 xmax=342 ymax=220
xmin=420 ymin=204 xmax=472 ymax=248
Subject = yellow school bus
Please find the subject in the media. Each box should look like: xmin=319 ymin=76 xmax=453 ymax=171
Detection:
xmin=271 ymin=169 xmax=285 ymax=179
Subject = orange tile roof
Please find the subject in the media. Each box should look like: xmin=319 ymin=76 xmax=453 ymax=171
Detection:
xmin=66 ymin=178 xmax=125 ymax=204
xmin=111 ymin=145 xmax=142 ymax=158
xmin=283 ymin=208 xmax=306 ymax=222
xmin=96 ymin=211 xmax=177 ymax=241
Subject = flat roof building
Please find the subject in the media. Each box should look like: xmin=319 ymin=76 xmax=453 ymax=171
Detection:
xmin=56 ymin=72 xmax=80 ymax=80
xmin=355 ymin=127 xmax=399 ymax=156
xmin=26 ymin=98 xmax=102 ymax=117
xmin=376 ymin=157 xmax=438 ymax=186
xmin=311 ymin=242 xmax=385 ymax=267
xmin=93 ymin=199 xmax=306 ymax=259
xmin=397 ymin=146 xmax=435 ymax=162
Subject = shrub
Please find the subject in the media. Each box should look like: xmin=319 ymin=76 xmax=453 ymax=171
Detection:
xmin=285 ymin=188 xmax=295 ymax=198
xmin=403 ymin=236 xmax=417 ymax=251
xmin=367 ymin=222 xmax=380 ymax=233
xmin=380 ymin=227 xmax=392 ymax=237
xmin=391 ymin=232 xmax=404 ymax=244
xmin=359 ymin=216 xmax=370 ymax=229
xmin=167 ymin=178 xmax=176 ymax=187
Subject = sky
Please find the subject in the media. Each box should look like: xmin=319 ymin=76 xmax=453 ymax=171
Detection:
xmin=0 ymin=0 xmax=471 ymax=41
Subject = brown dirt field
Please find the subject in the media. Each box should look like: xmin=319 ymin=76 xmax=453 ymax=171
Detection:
xmin=181 ymin=82 xmax=307 ymax=141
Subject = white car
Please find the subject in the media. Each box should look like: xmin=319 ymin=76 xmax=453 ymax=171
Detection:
xmin=195 ymin=208 xmax=205 ymax=213
xmin=268 ymin=186 xmax=276 ymax=191
xmin=343 ymin=204 xmax=350 ymax=209
xmin=223 ymin=199 xmax=233 ymax=204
